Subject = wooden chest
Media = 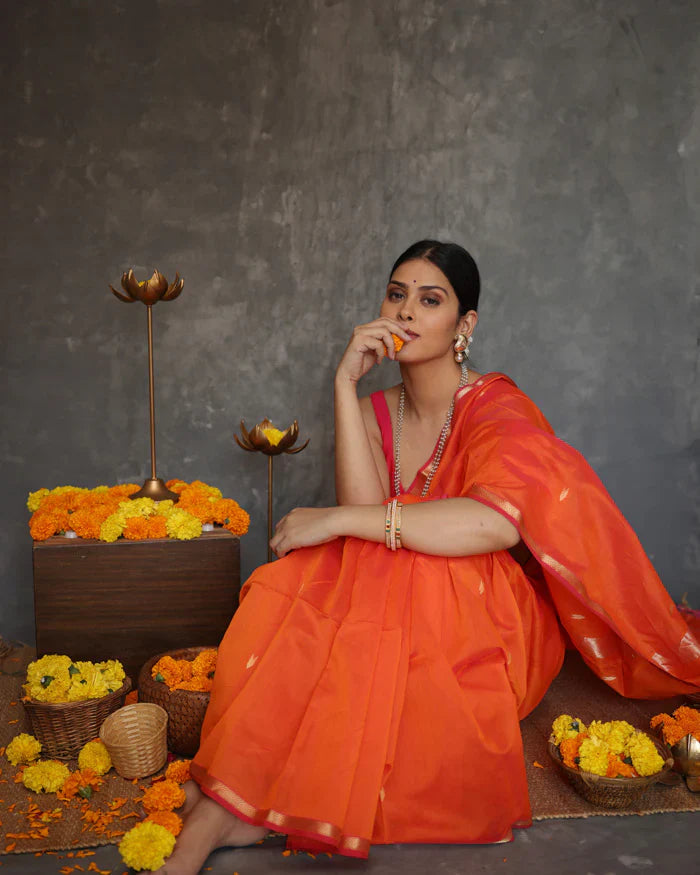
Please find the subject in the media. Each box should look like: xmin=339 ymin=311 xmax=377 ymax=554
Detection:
xmin=33 ymin=530 xmax=241 ymax=682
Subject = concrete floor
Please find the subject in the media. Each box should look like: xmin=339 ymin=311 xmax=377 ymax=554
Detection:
xmin=1 ymin=812 xmax=698 ymax=875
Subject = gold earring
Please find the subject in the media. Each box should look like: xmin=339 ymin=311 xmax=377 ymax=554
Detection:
xmin=454 ymin=333 xmax=468 ymax=363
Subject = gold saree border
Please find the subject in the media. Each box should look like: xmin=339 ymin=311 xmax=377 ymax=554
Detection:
xmin=467 ymin=483 xmax=619 ymax=634
xmin=190 ymin=762 xmax=371 ymax=858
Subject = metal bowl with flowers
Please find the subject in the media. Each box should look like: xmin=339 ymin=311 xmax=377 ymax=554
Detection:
xmin=548 ymin=714 xmax=673 ymax=809
xmin=650 ymin=704 xmax=700 ymax=792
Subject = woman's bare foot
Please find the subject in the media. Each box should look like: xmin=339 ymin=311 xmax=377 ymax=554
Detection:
xmin=181 ymin=780 xmax=202 ymax=816
xmin=153 ymin=792 xmax=269 ymax=875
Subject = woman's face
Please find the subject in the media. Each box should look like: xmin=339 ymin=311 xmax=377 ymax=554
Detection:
xmin=380 ymin=258 xmax=474 ymax=362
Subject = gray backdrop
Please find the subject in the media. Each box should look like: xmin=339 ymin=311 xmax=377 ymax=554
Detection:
xmin=2 ymin=0 xmax=699 ymax=644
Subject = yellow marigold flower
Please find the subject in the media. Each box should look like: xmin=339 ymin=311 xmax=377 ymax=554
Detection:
xmin=78 ymin=740 xmax=112 ymax=776
xmin=100 ymin=514 xmax=124 ymax=542
xmin=95 ymin=659 xmax=126 ymax=691
xmin=165 ymin=508 xmax=202 ymax=541
xmin=578 ymin=737 xmax=610 ymax=776
xmin=22 ymin=760 xmax=70 ymax=793
xmin=626 ymin=732 xmax=664 ymax=777
xmin=588 ymin=720 xmax=635 ymax=755
xmin=27 ymin=488 xmax=50 ymax=512
xmin=551 ymin=714 xmax=586 ymax=744
xmin=120 ymin=497 xmax=158 ymax=519
xmin=141 ymin=779 xmax=186 ymax=812
xmin=25 ymin=654 xmax=72 ymax=702
xmin=119 ymin=821 xmax=176 ymax=871
xmin=6 ymin=733 xmax=42 ymax=766
xmin=164 ymin=759 xmax=191 ymax=784
xmin=165 ymin=479 xmax=189 ymax=494
xmin=145 ymin=809 xmax=184 ymax=836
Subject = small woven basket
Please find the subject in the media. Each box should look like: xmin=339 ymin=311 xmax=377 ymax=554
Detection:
xmin=23 ymin=678 xmax=132 ymax=760
xmin=547 ymin=737 xmax=673 ymax=809
xmin=99 ymin=702 xmax=168 ymax=779
xmin=138 ymin=647 xmax=212 ymax=757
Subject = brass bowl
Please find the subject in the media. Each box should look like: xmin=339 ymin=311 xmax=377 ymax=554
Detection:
xmin=667 ymin=733 xmax=700 ymax=792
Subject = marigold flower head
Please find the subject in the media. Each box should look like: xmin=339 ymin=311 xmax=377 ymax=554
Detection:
xmin=123 ymin=517 xmax=151 ymax=540
xmin=187 ymin=480 xmax=223 ymax=500
xmin=605 ymin=753 xmax=638 ymax=778
xmin=152 ymin=655 xmax=185 ymax=688
xmin=100 ymin=514 xmax=125 ymax=543
xmin=95 ymin=658 xmax=126 ymax=691
xmin=25 ymin=654 xmax=72 ymax=702
xmin=57 ymin=767 xmax=103 ymax=801
xmin=119 ymin=821 xmax=176 ymax=870
xmin=391 ymin=333 xmax=404 ymax=353
xmin=165 ymin=479 xmax=189 ymax=494
xmin=29 ymin=512 xmax=63 ymax=541
xmin=146 ymin=515 xmax=168 ymax=538
xmin=559 ymin=732 xmax=587 ymax=769
xmin=551 ymin=714 xmax=586 ymax=744
xmin=588 ymin=719 xmax=635 ymax=755
xmin=223 ymin=506 xmax=250 ymax=536
xmin=165 ymin=759 xmax=191 ymax=784
xmin=191 ymin=649 xmax=217 ymax=680
xmin=165 ymin=507 xmax=202 ymax=540
xmin=145 ymin=809 xmax=183 ymax=836
xmin=78 ymin=739 xmax=112 ymax=776
xmin=27 ymin=488 xmax=50 ymax=512
xmin=172 ymin=677 xmax=213 ymax=692
xmin=6 ymin=732 xmax=42 ymax=766
xmin=23 ymin=760 xmax=70 ymax=793
xmin=626 ymin=731 xmax=664 ymax=776
xmin=578 ymin=737 xmax=610 ymax=776
xmin=141 ymin=779 xmax=186 ymax=813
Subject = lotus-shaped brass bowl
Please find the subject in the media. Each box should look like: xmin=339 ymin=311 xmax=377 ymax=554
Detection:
xmin=110 ymin=269 xmax=184 ymax=305
xmin=235 ymin=418 xmax=309 ymax=457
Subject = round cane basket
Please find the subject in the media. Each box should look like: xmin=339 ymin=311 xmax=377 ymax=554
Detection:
xmin=138 ymin=647 xmax=212 ymax=757
xmin=99 ymin=703 xmax=168 ymax=779
xmin=23 ymin=678 xmax=132 ymax=760
xmin=547 ymin=737 xmax=673 ymax=809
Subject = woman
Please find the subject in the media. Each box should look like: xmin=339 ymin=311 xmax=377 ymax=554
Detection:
xmin=159 ymin=241 xmax=700 ymax=873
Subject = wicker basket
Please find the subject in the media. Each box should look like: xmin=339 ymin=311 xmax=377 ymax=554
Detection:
xmin=547 ymin=737 xmax=673 ymax=809
xmin=138 ymin=647 xmax=212 ymax=757
xmin=23 ymin=678 xmax=132 ymax=760
xmin=99 ymin=703 xmax=168 ymax=779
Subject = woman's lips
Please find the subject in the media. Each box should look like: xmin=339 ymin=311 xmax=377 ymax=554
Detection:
xmin=405 ymin=330 xmax=420 ymax=339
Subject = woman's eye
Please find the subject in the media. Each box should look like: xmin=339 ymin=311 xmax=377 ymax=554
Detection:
xmin=422 ymin=296 xmax=439 ymax=306
xmin=387 ymin=290 xmax=404 ymax=301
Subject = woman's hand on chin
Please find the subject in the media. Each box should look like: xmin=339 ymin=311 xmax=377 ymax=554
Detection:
xmin=335 ymin=317 xmax=411 ymax=385
xmin=270 ymin=506 xmax=342 ymax=558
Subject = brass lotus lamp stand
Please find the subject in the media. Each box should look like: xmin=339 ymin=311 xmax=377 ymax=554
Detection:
xmin=110 ymin=269 xmax=185 ymax=502
xmin=235 ymin=419 xmax=309 ymax=561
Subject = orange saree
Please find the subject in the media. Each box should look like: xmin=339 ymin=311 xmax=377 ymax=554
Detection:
xmin=191 ymin=373 xmax=700 ymax=858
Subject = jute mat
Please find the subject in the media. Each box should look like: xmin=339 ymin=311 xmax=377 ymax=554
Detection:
xmin=1 ymin=642 xmax=698 ymax=857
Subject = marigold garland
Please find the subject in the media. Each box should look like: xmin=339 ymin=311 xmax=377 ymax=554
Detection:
xmin=551 ymin=714 xmax=664 ymax=778
xmin=28 ymin=480 xmax=250 ymax=543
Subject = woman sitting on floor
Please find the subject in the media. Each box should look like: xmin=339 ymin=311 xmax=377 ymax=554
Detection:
xmin=157 ymin=239 xmax=700 ymax=874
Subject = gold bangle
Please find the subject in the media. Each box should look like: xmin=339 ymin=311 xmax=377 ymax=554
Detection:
xmin=385 ymin=501 xmax=393 ymax=549
xmin=394 ymin=502 xmax=402 ymax=550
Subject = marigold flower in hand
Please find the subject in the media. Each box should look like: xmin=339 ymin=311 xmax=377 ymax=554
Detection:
xmin=142 ymin=779 xmax=186 ymax=812
xmin=391 ymin=333 xmax=404 ymax=353
xmin=119 ymin=821 xmax=176 ymax=870
xmin=78 ymin=739 xmax=112 ymax=776
xmin=145 ymin=809 xmax=184 ymax=836
xmin=6 ymin=732 xmax=42 ymax=766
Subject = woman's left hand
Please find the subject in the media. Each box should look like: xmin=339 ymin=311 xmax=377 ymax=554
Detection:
xmin=270 ymin=507 xmax=341 ymax=558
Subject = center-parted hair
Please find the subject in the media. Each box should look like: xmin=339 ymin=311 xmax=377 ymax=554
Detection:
xmin=389 ymin=240 xmax=480 ymax=316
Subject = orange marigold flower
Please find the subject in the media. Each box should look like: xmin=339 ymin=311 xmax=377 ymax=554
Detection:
xmin=164 ymin=760 xmax=191 ymax=784
xmin=145 ymin=809 xmax=183 ymax=836
xmin=152 ymin=656 xmax=184 ymax=688
xmin=29 ymin=513 xmax=62 ymax=541
xmin=560 ymin=733 xmax=587 ymax=769
xmin=222 ymin=506 xmax=250 ymax=536
xmin=146 ymin=516 xmax=168 ymax=539
xmin=123 ymin=517 xmax=151 ymax=540
xmin=177 ymin=494 xmax=215 ymax=524
xmin=57 ymin=768 xmax=103 ymax=801
xmin=141 ymin=779 xmax=186 ymax=813
xmin=674 ymin=706 xmax=700 ymax=741
xmin=605 ymin=754 xmax=638 ymax=778
xmin=210 ymin=498 xmax=240 ymax=525
xmin=391 ymin=333 xmax=404 ymax=353
xmin=69 ymin=508 xmax=104 ymax=540
xmin=191 ymin=649 xmax=217 ymax=680
xmin=172 ymin=677 xmax=213 ymax=693
xmin=165 ymin=480 xmax=189 ymax=494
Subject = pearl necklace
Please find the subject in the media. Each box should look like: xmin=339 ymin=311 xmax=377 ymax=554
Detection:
xmin=393 ymin=361 xmax=470 ymax=498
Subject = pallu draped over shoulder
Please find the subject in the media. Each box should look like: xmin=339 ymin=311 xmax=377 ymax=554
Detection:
xmin=191 ymin=373 xmax=700 ymax=858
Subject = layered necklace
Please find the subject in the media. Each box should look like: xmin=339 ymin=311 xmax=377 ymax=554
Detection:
xmin=393 ymin=360 xmax=470 ymax=498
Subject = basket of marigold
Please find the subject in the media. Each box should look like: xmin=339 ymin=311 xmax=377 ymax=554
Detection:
xmin=22 ymin=654 xmax=131 ymax=759
xmin=138 ymin=647 xmax=217 ymax=757
xmin=650 ymin=705 xmax=700 ymax=791
xmin=547 ymin=714 xmax=674 ymax=809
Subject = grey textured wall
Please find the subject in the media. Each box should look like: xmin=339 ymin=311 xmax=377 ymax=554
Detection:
xmin=2 ymin=0 xmax=699 ymax=644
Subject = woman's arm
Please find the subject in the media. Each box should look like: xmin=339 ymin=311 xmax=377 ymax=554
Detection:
xmin=334 ymin=317 xmax=410 ymax=505
xmin=270 ymin=498 xmax=520 ymax=558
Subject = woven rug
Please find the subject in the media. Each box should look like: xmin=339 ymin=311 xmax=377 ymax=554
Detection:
xmin=1 ymin=643 xmax=698 ymax=857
